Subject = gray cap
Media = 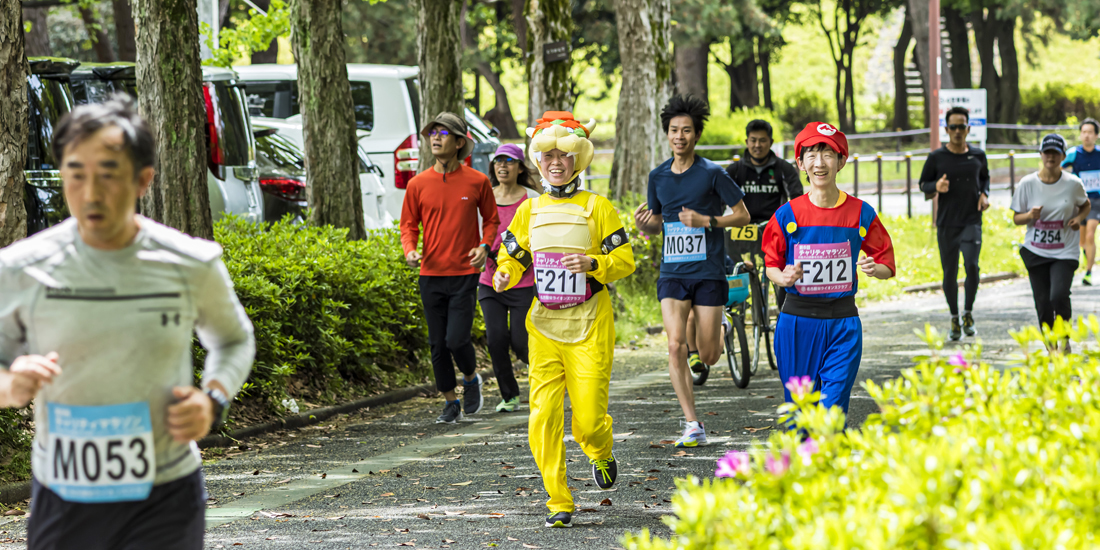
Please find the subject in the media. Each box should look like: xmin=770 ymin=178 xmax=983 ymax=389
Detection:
xmin=1039 ymin=133 xmax=1067 ymax=155
xmin=420 ymin=112 xmax=473 ymax=160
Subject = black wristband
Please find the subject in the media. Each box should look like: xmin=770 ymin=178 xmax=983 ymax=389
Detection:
xmin=590 ymin=257 xmax=598 ymax=272
xmin=206 ymin=388 xmax=230 ymax=430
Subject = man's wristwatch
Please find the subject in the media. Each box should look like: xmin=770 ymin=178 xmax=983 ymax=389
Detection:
xmin=206 ymin=387 xmax=230 ymax=430
xmin=590 ymin=257 xmax=599 ymax=272
xmin=480 ymin=243 xmax=491 ymax=253
xmin=709 ymin=216 xmax=718 ymax=229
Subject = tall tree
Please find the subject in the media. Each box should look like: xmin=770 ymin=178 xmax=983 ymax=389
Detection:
xmin=113 ymin=0 xmax=137 ymax=61
xmin=461 ymin=0 xmax=522 ymax=139
xmin=1 ymin=0 xmax=28 ymax=246
xmin=673 ymin=40 xmax=710 ymax=100
xmin=968 ymin=1 xmax=1023 ymax=141
xmin=671 ymin=0 xmax=766 ymax=114
xmin=609 ymin=0 xmax=670 ymax=198
xmin=290 ymin=0 xmax=366 ymax=239
xmin=716 ymin=35 xmax=758 ymax=110
xmin=891 ymin=14 xmax=912 ymax=130
xmin=414 ymin=0 xmax=463 ymax=171
xmin=814 ymin=0 xmax=898 ymax=132
xmin=526 ymin=0 xmax=573 ymax=125
xmin=133 ymin=0 xmax=213 ymax=239
xmin=78 ymin=4 xmax=115 ymax=61
xmin=22 ymin=7 xmax=51 ymax=56
xmin=943 ymin=5 xmax=971 ymax=88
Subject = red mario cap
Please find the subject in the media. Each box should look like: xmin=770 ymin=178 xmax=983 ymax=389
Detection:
xmin=794 ymin=122 xmax=848 ymax=159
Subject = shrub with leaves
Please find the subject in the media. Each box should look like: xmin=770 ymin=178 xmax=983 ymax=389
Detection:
xmin=625 ymin=319 xmax=1100 ymax=549
xmin=200 ymin=217 xmax=434 ymax=411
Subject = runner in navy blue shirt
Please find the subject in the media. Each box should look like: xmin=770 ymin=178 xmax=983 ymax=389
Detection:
xmin=1061 ymin=117 xmax=1100 ymax=285
xmin=633 ymin=95 xmax=748 ymax=448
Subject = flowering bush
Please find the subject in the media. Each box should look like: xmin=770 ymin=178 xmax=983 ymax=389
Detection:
xmin=624 ymin=319 xmax=1100 ymax=549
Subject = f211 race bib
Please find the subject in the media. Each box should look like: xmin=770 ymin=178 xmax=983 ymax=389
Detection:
xmin=663 ymin=222 xmax=706 ymax=263
xmin=46 ymin=402 xmax=155 ymax=503
xmin=1079 ymin=170 xmax=1100 ymax=193
xmin=534 ymin=252 xmax=588 ymax=307
xmin=794 ymin=242 xmax=854 ymax=295
xmin=1030 ymin=219 xmax=1065 ymax=249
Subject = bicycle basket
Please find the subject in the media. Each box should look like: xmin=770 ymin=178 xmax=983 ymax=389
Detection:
xmin=727 ymin=272 xmax=750 ymax=306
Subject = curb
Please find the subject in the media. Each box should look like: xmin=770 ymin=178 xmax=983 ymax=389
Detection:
xmin=0 ymin=481 xmax=29 ymax=506
xmin=903 ymin=271 xmax=1020 ymax=294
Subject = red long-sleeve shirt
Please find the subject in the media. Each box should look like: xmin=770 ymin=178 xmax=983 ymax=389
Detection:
xmin=400 ymin=165 xmax=499 ymax=276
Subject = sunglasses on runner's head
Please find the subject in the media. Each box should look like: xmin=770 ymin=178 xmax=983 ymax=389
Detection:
xmin=947 ymin=124 xmax=968 ymax=131
xmin=428 ymin=128 xmax=451 ymax=137
xmin=494 ymin=157 xmax=519 ymax=165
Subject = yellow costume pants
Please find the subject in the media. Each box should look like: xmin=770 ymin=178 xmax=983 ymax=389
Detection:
xmin=526 ymin=292 xmax=616 ymax=513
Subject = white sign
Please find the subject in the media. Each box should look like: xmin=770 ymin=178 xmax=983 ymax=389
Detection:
xmin=939 ymin=89 xmax=987 ymax=147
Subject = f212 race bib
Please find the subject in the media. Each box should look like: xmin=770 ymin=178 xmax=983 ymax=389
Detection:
xmin=46 ymin=402 xmax=155 ymax=503
xmin=534 ymin=252 xmax=588 ymax=307
xmin=663 ymin=222 xmax=706 ymax=263
xmin=1030 ymin=219 xmax=1065 ymax=249
xmin=795 ymin=242 xmax=854 ymax=295
xmin=1080 ymin=170 xmax=1100 ymax=193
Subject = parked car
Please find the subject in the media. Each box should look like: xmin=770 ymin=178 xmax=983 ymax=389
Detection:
xmin=25 ymin=57 xmax=78 ymax=235
xmin=253 ymin=127 xmax=307 ymax=223
xmin=232 ymin=64 xmax=501 ymax=220
xmin=69 ymin=61 xmax=265 ymax=225
xmin=251 ymin=116 xmax=393 ymax=230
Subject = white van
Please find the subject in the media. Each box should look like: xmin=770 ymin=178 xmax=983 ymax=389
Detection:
xmin=233 ymin=64 xmax=500 ymax=220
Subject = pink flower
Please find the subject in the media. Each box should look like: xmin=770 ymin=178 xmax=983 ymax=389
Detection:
xmin=715 ymin=450 xmax=752 ymax=478
xmin=765 ymin=451 xmax=791 ymax=476
xmin=948 ymin=352 xmax=970 ymax=373
xmin=785 ymin=376 xmax=814 ymax=399
xmin=797 ymin=438 xmax=819 ymax=465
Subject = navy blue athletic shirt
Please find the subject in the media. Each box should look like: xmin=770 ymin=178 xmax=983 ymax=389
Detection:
xmin=1063 ymin=145 xmax=1100 ymax=198
xmin=647 ymin=155 xmax=745 ymax=280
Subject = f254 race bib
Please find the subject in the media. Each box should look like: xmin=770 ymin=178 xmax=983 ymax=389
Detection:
xmin=1030 ymin=219 xmax=1065 ymax=249
xmin=46 ymin=402 xmax=155 ymax=503
xmin=534 ymin=252 xmax=588 ymax=307
xmin=1080 ymin=170 xmax=1100 ymax=193
xmin=794 ymin=242 xmax=854 ymax=295
xmin=663 ymin=222 xmax=706 ymax=263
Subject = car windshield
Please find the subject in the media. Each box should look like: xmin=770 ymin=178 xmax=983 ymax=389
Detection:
xmin=256 ymin=133 xmax=306 ymax=178
xmin=350 ymin=82 xmax=373 ymax=132
xmin=209 ymin=82 xmax=254 ymax=166
xmin=27 ymin=75 xmax=74 ymax=170
xmin=405 ymin=77 xmax=421 ymax=131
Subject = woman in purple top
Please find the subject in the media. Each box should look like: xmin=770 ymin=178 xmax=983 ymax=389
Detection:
xmin=479 ymin=144 xmax=542 ymax=412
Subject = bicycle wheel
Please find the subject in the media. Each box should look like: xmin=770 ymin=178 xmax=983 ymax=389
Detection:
xmin=725 ymin=313 xmax=751 ymax=388
xmin=764 ymin=282 xmax=779 ymax=370
xmin=750 ymin=272 xmax=768 ymax=376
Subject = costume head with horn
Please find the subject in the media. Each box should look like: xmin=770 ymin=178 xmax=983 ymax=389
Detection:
xmin=526 ymin=111 xmax=595 ymax=198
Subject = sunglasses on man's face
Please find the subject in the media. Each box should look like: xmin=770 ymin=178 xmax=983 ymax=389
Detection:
xmin=494 ymin=157 xmax=519 ymax=166
xmin=947 ymin=124 xmax=968 ymax=131
xmin=428 ymin=128 xmax=451 ymax=137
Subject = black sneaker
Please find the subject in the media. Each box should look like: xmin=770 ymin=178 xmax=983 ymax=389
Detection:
xmin=591 ymin=455 xmax=617 ymax=490
xmin=435 ymin=401 xmax=462 ymax=424
xmin=545 ymin=511 xmax=572 ymax=528
xmin=962 ymin=312 xmax=976 ymax=337
xmin=463 ymin=373 xmax=483 ymax=415
xmin=949 ymin=318 xmax=962 ymax=342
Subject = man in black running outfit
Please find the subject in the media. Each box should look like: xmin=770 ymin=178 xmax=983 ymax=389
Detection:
xmin=919 ymin=106 xmax=991 ymax=341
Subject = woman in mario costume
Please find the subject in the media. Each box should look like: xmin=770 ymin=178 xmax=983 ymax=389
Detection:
xmin=761 ymin=122 xmax=896 ymax=417
xmin=493 ymin=112 xmax=635 ymax=528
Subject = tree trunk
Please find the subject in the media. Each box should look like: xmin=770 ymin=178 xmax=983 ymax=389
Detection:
xmin=996 ymin=17 xmax=1020 ymax=143
xmin=907 ymin=0 xmax=930 ymax=114
xmin=291 ymin=0 xmax=366 ymax=239
xmin=112 ymin=0 xmax=137 ymax=61
xmin=414 ymin=0 xmax=463 ymax=171
xmin=133 ymin=0 xmax=213 ymax=239
xmin=476 ymin=65 xmax=521 ymax=140
xmin=943 ymin=6 xmax=970 ymax=88
xmin=892 ymin=15 xmax=911 ymax=131
xmin=22 ymin=7 xmax=51 ymax=56
xmin=526 ymin=0 xmax=573 ymax=126
xmin=758 ymin=36 xmax=772 ymax=110
xmin=79 ymin=4 xmax=115 ymax=61
xmin=250 ymin=0 xmax=279 ymax=64
xmin=725 ymin=37 xmax=758 ymax=111
xmin=511 ymin=0 xmax=526 ymax=56
xmin=971 ymin=9 xmax=1000 ymax=137
xmin=1 ymin=0 xmax=28 ymax=246
xmin=610 ymin=0 xmax=659 ymax=199
xmin=652 ymin=0 xmax=671 ymax=162
xmin=673 ymin=41 xmax=709 ymax=100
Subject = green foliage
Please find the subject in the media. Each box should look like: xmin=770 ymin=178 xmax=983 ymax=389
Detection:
xmin=0 ymin=409 xmax=32 ymax=483
xmin=201 ymin=217 xmax=432 ymax=410
xmin=1020 ymin=82 xmax=1100 ymax=127
xmin=200 ymin=0 xmax=290 ymax=69
xmin=625 ymin=318 xmax=1100 ymax=549
xmin=24 ymin=21 xmax=32 ymax=33
xmin=696 ymin=108 xmax=786 ymax=162
xmin=777 ymin=89 xmax=832 ymax=139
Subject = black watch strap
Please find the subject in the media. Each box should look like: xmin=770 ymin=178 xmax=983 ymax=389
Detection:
xmin=590 ymin=257 xmax=598 ymax=271
xmin=206 ymin=388 xmax=230 ymax=430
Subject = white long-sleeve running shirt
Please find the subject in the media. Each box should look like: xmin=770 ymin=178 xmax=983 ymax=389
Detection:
xmin=0 ymin=217 xmax=255 ymax=487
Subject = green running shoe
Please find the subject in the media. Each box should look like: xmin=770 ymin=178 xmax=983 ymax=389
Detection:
xmin=1084 ymin=271 xmax=1093 ymax=286
xmin=687 ymin=352 xmax=705 ymax=374
xmin=949 ymin=317 xmax=962 ymax=342
xmin=962 ymin=312 xmax=976 ymax=337
xmin=496 ymin=396 xmax=520 ymax=413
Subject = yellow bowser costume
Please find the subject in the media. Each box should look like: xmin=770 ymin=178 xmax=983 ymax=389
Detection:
xmin=495 ymin=112 xmax=635 ymax=526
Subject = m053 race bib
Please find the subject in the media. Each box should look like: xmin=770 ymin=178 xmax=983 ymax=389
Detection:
xmin=663 ymin=222 xmax=706 ymax=263
xmin=1080 ymin=170 xmax=1100 ymax=193
xmin=534 ymin=252 xmax=587 ymax=306
xmin=1030 ymin=219 xmax=1065 ymax=249
xmin=46 ymin=402 xmax=155 ymax=503
xmin=794 ymin=242 xmax=854 ymax=295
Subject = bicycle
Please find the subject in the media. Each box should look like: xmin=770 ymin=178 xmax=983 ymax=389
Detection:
xmin=717 ymin=263 xmax=753 ymax=388
xmin=727 ymin=222 xmax=780 ymax=374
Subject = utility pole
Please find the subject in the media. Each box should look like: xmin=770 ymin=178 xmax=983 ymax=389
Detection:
xmin=929 ymin=0 xmax=940 ymax=150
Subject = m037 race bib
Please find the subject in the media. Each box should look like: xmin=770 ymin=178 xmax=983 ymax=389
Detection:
xmin=663 ymin=222 xmax=706 ymax=263
xmin=46 ymin=402 xmax=155 ymax=503
xmin=794 ymin=242 xmax=854 ymax=295
xmin=1030 ymin=219 xmax=1065 ymax=249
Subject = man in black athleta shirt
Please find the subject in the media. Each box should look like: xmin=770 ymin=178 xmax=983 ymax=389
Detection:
xmin=727 ymin=119 xmax=803 ymax=223
xmin=919 ymin=106 xmax=991 ymax=341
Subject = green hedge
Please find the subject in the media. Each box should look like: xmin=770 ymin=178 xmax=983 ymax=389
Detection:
xmin=1021 ymin=82 xmax=1100 ymax=127
xmin=625 ymin=320 xmax=1100 ymax=548
xmin=201 ymin=217 xmax=439 ymax=411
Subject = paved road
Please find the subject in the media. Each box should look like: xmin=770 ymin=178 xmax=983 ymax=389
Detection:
xmin=2 ymin=278 xmax=1099 ymax=549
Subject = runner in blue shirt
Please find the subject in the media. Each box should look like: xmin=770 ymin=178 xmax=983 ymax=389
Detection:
xmin=633 ymin=95 xmax=749 ymax=447
xmin=1061 ymin=117 xmax=1100 ymax=285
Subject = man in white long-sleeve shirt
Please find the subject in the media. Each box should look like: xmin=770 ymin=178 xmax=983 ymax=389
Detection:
xmin=0 ymin=96 xmax=255 ymax=550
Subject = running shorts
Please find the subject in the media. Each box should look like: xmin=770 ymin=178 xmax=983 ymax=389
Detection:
xmin=656 ymin=278 xmax=727 ymax=307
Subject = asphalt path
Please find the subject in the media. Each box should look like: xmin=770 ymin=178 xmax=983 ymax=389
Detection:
xmin=2 ymin=277 xmax=1099 ymax=549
